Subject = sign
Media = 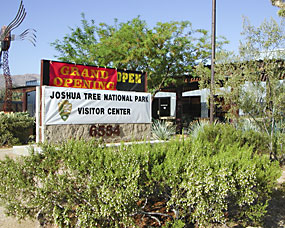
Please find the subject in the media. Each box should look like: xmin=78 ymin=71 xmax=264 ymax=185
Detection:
xmin=41 ymin=60 xmax=147 ymax=92
xmin=117 ymin=69 xmax=147 ymax=92
xmin=42 ymin=60 xmax=117 ymax=90
xmin=43 ymin=86 xmax=151 ymax=125
xmin=89 ymin=125 xmax=120 ymax=137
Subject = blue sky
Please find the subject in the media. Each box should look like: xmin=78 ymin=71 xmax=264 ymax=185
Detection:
xmin=0 ymin=0 xmax=283 ymax=75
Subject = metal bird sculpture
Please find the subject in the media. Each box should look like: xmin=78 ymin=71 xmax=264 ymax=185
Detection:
xmin=0 ymin=0 xmax=36 ymax=112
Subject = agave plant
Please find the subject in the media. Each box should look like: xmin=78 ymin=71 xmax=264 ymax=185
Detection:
xmin=188 ymin=119 xmax=217 ymax=139
xmin=151 ymin=119 xmax=176 ymax=140
xmin=234 ymin=118 xmax=260 ymax=132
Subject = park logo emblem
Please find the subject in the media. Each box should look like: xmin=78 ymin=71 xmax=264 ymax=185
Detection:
xmin=58 ymin=100 xmax=72 ymax=121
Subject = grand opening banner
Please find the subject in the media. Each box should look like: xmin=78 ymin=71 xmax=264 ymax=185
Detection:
xmin=43 ymin=86 xmax=151 ymax=125
xmin=41 ymin=60 xmax=147 ymax=92
xmin=42 ymin=60 xmax=117 ymax=90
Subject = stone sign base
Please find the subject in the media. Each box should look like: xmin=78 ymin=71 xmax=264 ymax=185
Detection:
xmin=44 ymin=123 xmax=151 ymax=144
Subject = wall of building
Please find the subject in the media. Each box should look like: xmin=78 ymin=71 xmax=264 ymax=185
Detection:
xmin=183 ymin=88 xmax=209 ymax=118
xmin=154 ymin=89 xmax=210 ymax=119
xmin=154 ymin=92 xmax=176 ymax=117
xmin=0 ymin=101 xmax=23 ymax=112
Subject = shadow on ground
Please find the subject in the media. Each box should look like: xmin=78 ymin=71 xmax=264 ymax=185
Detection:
xmin=263 ymin=183 xmax=285 ymax=228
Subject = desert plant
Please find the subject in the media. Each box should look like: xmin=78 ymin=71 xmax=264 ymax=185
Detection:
xmin=188 ymin=119 xmax=218 ymax=139
xmin=0 ymin=112 xmax=35 ymax=146
xmin=168 ymin=124 xmax=281 ymax=227
xmin=0 ymin=139 xmax=147 ymax=227
xmin=152 ymin=119 xmax=176 ymax=140
xmin=0 ymin=134 xmax=281 ymax=227
xmin=236 ymin=118 xmax=285 ymax=161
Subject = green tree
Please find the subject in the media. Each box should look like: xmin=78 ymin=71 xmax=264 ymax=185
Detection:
xmin=51 ymin=15 xmax=228 ymax=95
xmin=214 ymin=17 xmax=285 ymax=160
xmin=271 ymin=0 xmax=285 ymax=17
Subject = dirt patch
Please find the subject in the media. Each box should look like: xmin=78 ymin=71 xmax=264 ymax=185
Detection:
xmin=0 ymin=207 xmax=39 ymax=228
xmin=263 ymin=166 xmax=285 ymax=228
xmin=263 ymin=184 xmax=285 ymax=228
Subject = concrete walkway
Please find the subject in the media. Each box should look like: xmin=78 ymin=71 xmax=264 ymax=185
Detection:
xmin=0 ymin=145 xmax=42 ymax=160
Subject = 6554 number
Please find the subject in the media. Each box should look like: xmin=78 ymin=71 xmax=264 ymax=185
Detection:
xmin=89 ymin=125 xmax=120 ymax=137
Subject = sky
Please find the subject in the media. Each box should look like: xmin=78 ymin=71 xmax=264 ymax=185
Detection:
xmin=0 ymin=0 xmax=283 ymax=75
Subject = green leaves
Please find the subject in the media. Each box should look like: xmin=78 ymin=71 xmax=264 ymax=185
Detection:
xmin=271 ymin=0 xmax=285 ymax=17
xmin=51 ymin=16 xmax=229 ymax=95
xmin=0 ymin=125 xmax=281 ymax=227
xmin=204 ymin=17 xmax=285 ymax=161
xmin=239 ymin=17 xmax=285 ymax=61
xmin=151 ymin=119 xmax=176 ymax=140
xmin=0 ymin=112 xmax=34 ymax=146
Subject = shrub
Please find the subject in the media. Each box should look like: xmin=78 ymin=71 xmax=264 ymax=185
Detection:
xmin=187 ymin=119 xmax=213 ymax=139
xmin=192 ymin=121 xmax=271 ymax=155
xmin=235 ymin=118 xmax=285 ymax=163
xmin=0 ymin=130 xmax=281 ymax=227
xmin=168 ymin=138 xmax=280 ymax=226
xmin=276 ymin=132 xmax=285 ymax=164
xmin=0 ymin=112 xmax=35 ymax=146
xmin=152 ymin=119 xmax=176 ymax=140
xmin=0 ymin=140 xmax=153 ymax=227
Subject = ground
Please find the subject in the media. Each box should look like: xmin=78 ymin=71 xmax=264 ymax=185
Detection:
xmin=0 ymin=148 xmax=284 ymax=228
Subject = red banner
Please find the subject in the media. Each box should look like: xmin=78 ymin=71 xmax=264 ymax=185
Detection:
xmin=49 ymin=62 xmax=117 ymax=90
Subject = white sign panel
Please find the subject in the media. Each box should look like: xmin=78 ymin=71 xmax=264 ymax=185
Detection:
xmin=44 ymin=86 xmax=151 ymax=125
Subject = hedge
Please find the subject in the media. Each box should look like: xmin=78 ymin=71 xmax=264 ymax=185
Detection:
xmin=0 ymin=112 xmax=35 ymax=146
xmin=0 ymin=123 xmax=281 ymax=227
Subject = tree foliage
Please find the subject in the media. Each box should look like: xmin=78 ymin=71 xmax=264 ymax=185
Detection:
xmin=239 ymin=17 xmax=285 ymax=60
xmin=271 ymin=0 xmax=285 ymax=17
xmin=205 ymin=17 xmax=285 ymax=160
xmin=51 ymin=15 xmax=228 ymax=94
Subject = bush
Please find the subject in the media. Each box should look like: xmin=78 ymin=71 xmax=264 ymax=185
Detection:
xmin=0 ymin=112 xmax=35 ymax=146
xmin=152 ymin=119 xmax=176 ymax=140
xmin=187 ymin=119 xmax=213 ymax=138
xmin=168 ymin=139 xmax=280 ymax=226
xmin=0 ymin=140 xmax=150 ymax=227
xmin=276 ymin=132 xmax=285 ymax=164
xmin=235 ymin=118 xmax=285 ymax=163
xmin=0 ymin=126 xmax=281 ymax=227
xmin=192 ymin=121 xmax=271 ymax=155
